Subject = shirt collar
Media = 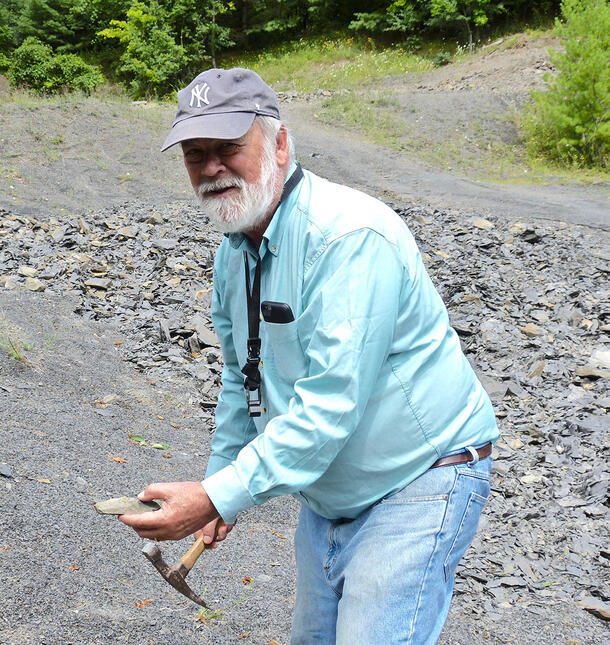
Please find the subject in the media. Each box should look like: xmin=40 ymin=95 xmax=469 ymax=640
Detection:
xmin=224 ymin=162 xmax=302 ymax=256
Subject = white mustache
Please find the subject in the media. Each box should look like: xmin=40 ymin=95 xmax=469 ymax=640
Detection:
xmin=198 ymin=177 xmax=243 ymax=197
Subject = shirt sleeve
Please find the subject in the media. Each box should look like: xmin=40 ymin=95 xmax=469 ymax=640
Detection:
xmin=203 ymin=229 xmax=404 ymax=522
xmin=205 ymin=267 xmax=258 ymax=479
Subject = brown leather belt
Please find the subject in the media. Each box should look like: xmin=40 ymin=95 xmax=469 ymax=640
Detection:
xmin=430 ymin=442 xmax=492 ymax=469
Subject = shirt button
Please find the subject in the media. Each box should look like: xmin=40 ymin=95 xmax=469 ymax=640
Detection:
xmin=271 ymin=246 xmax=277 ymax=252
xmin=259 ymin=360 xmax=263 ymax=368
xmin=262 ymin=407 xmax=267 ymax=414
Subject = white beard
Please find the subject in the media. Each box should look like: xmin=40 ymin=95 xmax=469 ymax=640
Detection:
xmin=197 ymin=144 xmax=278 ymax=234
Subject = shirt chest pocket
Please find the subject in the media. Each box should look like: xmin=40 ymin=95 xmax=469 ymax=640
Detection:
xmin=264 ymin=320 xmax=308 ymax=385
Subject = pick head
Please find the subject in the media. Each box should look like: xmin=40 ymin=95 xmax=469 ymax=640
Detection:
xmin=142 ymin=542 xmax=209 ymax=607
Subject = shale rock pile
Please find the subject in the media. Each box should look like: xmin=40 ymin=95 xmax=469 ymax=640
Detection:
xmin=0 ymin=201 xmax=608 ymax=629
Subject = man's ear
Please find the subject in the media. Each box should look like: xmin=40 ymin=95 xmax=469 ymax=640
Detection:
xmin=275 ymin=124 xmax=290 ymax=167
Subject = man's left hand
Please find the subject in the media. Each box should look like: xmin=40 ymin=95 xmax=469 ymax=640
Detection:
xmin=119 ymin=481 xmax=219 ymax=541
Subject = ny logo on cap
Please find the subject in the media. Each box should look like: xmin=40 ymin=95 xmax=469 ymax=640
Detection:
xmin=190 ymin=83 xmax=210 ymax=108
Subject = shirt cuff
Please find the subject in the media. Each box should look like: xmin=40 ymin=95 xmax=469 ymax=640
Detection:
xmin=202 ymin=464 xmax=255 ymax=524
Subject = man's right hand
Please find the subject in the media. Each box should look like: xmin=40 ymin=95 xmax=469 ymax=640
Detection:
xmin=195 ymin=516 xmax=235 ymax=549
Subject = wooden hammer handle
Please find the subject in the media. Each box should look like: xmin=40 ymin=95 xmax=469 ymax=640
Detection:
xmin=179 ymin=520 xmax=226 ymax=571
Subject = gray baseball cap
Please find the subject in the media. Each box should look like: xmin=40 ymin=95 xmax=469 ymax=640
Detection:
xmin=161 ymin=68 xmax=280 ymax=152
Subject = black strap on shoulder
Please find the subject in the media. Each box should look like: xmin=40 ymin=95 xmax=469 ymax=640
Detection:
xmin=241 ymin=163 xmax=304 ymax=417
xmin=242 ymin=252 xmax=262 ymax=416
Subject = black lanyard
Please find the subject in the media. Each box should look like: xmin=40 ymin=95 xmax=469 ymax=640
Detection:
xmin=241 ymin=163 xmax=304 ymax=417
xmin=242 ymin=252 xmax=263 ymax=416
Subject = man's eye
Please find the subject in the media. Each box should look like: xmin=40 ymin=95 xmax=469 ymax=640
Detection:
xmin=220 ymin=143 xmax=239 ymax=154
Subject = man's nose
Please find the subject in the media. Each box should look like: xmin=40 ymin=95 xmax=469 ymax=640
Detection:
xmin=200 ymin=153 xmax=225 ymax=177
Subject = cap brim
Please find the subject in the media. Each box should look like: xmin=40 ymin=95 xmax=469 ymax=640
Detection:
xmin=161 ymin=112 xmax=256 ymax=152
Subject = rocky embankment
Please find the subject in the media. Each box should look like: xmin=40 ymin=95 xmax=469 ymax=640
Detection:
xmin=1 ymin=200 xmax=609 ymax=643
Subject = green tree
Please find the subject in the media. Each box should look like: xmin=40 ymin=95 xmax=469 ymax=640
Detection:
xmin=0 ymin=0 xmax=24 ymax=53
xmin=349 ymin=1 xmax=428 ymax=38
xmin=16 ymin=0 xmax=78 ymax=51
xmin=99 ymin=0 xmax=187 ymax=97
xmin=523 ymin=0 xmax=609 ymax=169
xmin=161 ymin=0 xmax=234 ymax=69
xmin=428 ymin=0 xmax=505 ymax=47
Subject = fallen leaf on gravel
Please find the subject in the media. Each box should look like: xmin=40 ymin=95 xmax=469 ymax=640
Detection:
xmin=150 ymin=442 xmax=169 ymax=450
xmin=134 ymin=599 xmax=153 ymax=609
xmin=69 ymin=565 xmax=80 ymax=571
xmin=36 ymin=477 xmax=51 ymax=484
xmin=243 ymin=576 xmax=253 ymax=585
xmin=238 ymin=634 xmax=249 ymax=639
xmin=111 ymin=456 xmax=127 ymax=463
xmin=128 ymin=435 xmax=147 ymax=445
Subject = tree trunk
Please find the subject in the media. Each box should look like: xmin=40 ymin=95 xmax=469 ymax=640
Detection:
xmin=210 ymin=13 xmax=216 ymax=67
xmin=240 ymin=0 xmax=248 ymax=47
xmin=464 ymin=19 xmax=473 ymax=49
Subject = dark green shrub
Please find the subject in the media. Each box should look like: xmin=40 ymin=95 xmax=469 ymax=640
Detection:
xmin=40 ymin=53 xmax=104 ymax=93
xmin=0 ymin=52 xmax=11 ymax=72
xmin=8 ymin=36 xmax=104 ymax=93
xmin=522 ymin=0 xmax=609 ymax=169
xmin=8 ymin=36 xmax=53 ymax=88
xmin=432 ymin=50 xmax=452 ymax=66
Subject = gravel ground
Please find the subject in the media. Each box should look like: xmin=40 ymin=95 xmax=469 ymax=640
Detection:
xmin=0 ymin=198 xmax=608 ymax=645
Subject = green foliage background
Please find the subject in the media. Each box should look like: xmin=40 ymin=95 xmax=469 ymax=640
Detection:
xmin=1 ymin=0 xmax=607 ymax=170
xmin=523 ymin=0 xmax=609 ymax=169
xmin=1 ymin=0 xmax=562 ymax=97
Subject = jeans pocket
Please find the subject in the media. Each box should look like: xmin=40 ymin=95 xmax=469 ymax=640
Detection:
xmin=265 ymin=320 xmax=307 ymax=383
xmin=443 ymin=491 xmax=488 ymax=583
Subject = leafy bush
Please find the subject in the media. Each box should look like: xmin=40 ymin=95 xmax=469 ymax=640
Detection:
xmin=522 ymin=0 xmax=609 ymax=169
xmin=0 ymin=52 xmax=11 ymax=72
xmin=40 ymin=53 xmax=104 ymax=93
xmin=432 ymin=50 xmax=452 ymax=66
xmin=8 ymin=36 xmax=104 ymax=93
xmin=8 ymin=36 xmax=53 ymax=88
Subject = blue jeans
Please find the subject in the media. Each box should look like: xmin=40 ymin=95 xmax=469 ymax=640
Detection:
xmin=290 ymin=456 xmax=492 ymax=645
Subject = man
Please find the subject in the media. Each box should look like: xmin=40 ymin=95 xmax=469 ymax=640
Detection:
xmin=121 ymin=68 xmax=499 ymax=644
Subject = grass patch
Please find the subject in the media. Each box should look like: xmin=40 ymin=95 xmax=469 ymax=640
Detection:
xmin=320 ymin=92 xmax=407 ymax=148
xmin=223 ymin=36 xmax=432 ymax=92
xmin=0 ymin=314 xmax=32 ymax=364
xmin=197 ymin=578 xmax=253 ymax=624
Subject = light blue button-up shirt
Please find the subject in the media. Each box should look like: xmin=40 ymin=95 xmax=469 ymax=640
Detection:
xmin=203 ymin=168 xmax=499 ymax=523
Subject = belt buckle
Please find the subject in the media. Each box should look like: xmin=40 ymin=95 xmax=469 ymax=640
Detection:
xmin=465 ymin=445 xmax=479 ymax=466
